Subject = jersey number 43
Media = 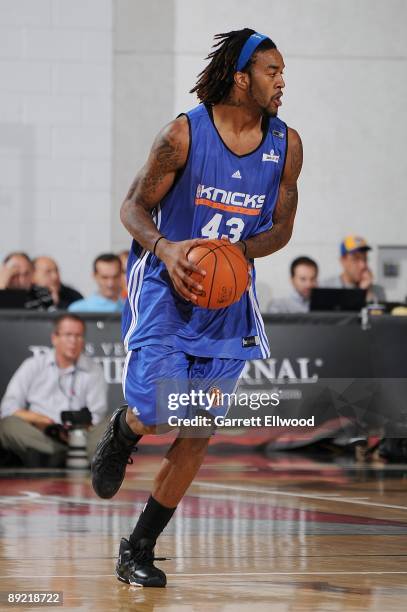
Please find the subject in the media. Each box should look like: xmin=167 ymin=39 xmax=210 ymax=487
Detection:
xmin=201 ymin=213 xmax=244 ymax=242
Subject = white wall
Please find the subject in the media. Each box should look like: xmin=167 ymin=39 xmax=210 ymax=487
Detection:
xmin=172 ymin=0 xmax=407 ymax=306
xmin=112 ymin=0 xmax=175 ymax=250
xmin=0 ymin=0 xmax=113 ymax=295
xmin=2 ymin=1 xmax=406 ymax=304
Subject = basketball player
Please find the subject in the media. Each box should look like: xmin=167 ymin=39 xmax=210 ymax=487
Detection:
xmin=92 ymin=28 xmax=303 ymax=587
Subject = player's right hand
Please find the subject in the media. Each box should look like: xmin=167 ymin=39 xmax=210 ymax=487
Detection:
xmin=156 ymin=238 xmax=207 ymax=302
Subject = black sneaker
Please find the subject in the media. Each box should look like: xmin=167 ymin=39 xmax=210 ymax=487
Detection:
xmin=116 ymin=537 xmax=167 ymax=587
xmin=91 ymin=406 xmax=138 ymax=499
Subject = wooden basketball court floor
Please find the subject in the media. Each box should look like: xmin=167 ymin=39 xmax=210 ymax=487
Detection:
xmin=1 ymin=451 xmax=407 ymax=611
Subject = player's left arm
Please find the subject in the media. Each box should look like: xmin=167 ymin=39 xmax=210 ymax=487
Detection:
xmin=243 ymin=127 xmax=303 ymax=258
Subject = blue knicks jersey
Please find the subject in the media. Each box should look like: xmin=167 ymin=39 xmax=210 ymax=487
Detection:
xmin=122 ymin=104 xmax=287 ymax=359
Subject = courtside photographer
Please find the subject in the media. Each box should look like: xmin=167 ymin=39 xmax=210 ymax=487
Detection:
xmin=0 ymin=314 xmax=108 ymax=467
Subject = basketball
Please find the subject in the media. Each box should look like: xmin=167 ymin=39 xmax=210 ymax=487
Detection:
xmin=187 ymin=239 xmax=249 ymax=309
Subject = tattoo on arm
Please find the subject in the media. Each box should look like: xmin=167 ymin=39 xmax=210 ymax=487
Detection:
xmin=126 ymin=132 xmax=183 ymax=203
xmin=120 ymin=119 xmax=188 ymax=251
xmin=277 ymin=184 xmax=298 ymax=223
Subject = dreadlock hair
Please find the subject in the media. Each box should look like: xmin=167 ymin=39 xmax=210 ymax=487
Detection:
xmin=190 ymin=28 xmax=277 ymax=105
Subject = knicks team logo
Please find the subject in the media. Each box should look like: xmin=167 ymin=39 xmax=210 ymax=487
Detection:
xmin=195 ymin=184 xmax=265 ymax=216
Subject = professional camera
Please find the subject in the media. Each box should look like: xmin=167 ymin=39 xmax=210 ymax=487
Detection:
xmin=61 ymin=407 xmax=93 ymax=469
xmin=45 ymin=407 xmax=92 ymax=443
xmin=61 ymin=406 xmax=93 ymax=428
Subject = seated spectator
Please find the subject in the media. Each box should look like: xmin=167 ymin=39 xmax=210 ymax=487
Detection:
xmin=33 ymin=256 xmax=83 ymax=310
xmin=69 ymin=253 xmax=124 ymax=313
xmin=323 ymin=236 xmax=386 ymax=303
xmin=267 ymin=256 xmax=318 ymax=313
xmin=0 ymin=314 xmax=108 ymax=467
xmin=0 ymin=252 xmax=53 ymax=310
xmin=118 ymin=249 xmax=129 ymax=300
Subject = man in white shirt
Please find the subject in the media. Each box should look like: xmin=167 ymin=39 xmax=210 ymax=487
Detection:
xmin=0 ymin=314 xmax=108 ymax=467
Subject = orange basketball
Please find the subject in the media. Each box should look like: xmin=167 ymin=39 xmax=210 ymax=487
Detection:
xmin=187 ymin=239 xmax=249 ymax=309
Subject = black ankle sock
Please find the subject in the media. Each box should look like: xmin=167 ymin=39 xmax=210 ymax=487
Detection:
xmin=118 ymin=409 xmax=142 ymax=446
xmin=129 ymin=496 xmax=176 ymax=547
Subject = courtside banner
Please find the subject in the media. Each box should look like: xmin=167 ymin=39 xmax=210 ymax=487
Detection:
xmin=0 ymin=312 xmax=406 ymax=443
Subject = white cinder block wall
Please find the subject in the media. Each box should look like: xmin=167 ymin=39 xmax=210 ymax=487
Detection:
xmin=2 ymin=1 xmax=406 ymax=304
xmin=0 ymin=0 xmax=113 ymax=295
xmin=111 ymin=0 xmax=176 ymax=251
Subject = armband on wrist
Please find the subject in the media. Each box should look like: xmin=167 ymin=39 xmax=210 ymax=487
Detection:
xmin=153 ymin=236 xmax=165 ymax=256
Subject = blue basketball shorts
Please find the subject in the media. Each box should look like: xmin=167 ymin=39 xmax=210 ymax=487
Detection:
xmin=122 ymin=345 xmax=246 ymax=426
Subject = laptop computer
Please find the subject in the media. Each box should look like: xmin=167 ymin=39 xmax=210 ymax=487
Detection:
xmin=0 ymin=289 xmax=30 ymax=309
xmin=310 ymin=288 xmax=367 ymax=312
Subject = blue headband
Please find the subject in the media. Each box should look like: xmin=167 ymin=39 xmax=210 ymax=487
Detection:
xmin=236 ymin=32 xmax=269 ymax=72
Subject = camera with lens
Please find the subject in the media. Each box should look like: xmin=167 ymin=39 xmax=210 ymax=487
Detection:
xmin=43 ymin=408 xmax=92 ymax=469
xmin=61 ymin=406 xmax=93 ymax=429
xmin=62 ymin=407 xmax=93 ymax=469
xmin=44 ymin=407 xmax=92 ymax=456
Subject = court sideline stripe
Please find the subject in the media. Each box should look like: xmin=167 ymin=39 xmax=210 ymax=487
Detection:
xmin=1 ymin=571 xmax=407 ymax=579
xmin=194 ymin=481 xmax=407 ymax=511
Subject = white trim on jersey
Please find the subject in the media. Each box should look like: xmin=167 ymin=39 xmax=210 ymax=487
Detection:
xmin=124 ymin=251 xmax=147 ymax=351
xmin=248 ymin=285 xmax=270 ymax=359
xmin=124 ymin=204 xmax=162 ymax=352
xmin=122 ymin=349 xmax=132 ymax=398
xmin=252 ymin=292 xmax=270 ymax=357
